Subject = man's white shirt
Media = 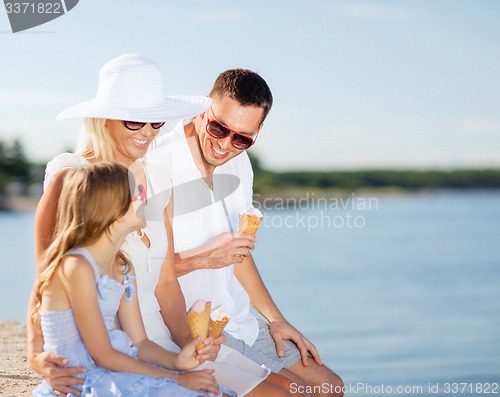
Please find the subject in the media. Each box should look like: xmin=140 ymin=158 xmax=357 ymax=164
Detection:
xmin=148 ymin=120 xmax=259 ymax=346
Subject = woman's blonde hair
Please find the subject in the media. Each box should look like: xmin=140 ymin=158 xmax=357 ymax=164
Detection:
xmin=31 ymin=163 xmax=132 ymax=328
xmin=77 ymin=118 xmax=159 ymax=160
xmin=78 ymin=118 xmax=116 ymax=162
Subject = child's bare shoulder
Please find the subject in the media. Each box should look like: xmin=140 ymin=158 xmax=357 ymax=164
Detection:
xmin=58 ymin=253 xmax=95 ymax=281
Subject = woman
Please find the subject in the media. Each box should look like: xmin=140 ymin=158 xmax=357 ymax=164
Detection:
xmin=29 ymin=54 xmax=293 ymax=397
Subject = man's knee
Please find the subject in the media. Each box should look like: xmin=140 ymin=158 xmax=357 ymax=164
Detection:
xmin=277 ymin=368 xmax=312 ymax=397
xmin=322 ymin=368 xmax=344 ymax=397
xmin=317 ymin=364 xmax=343 ymax=387
xmin=287 ymin=360 xmax=344 ymax=397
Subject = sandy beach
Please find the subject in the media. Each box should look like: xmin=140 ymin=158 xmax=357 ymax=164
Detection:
xmin=0 ymin=320 xmax=39 ymax=397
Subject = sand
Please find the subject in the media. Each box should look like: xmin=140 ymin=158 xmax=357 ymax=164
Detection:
xmin=0 ymin=320 xmax=40 ymax=397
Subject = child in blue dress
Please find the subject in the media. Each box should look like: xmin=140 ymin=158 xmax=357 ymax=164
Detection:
xmin=31 ymin=163 xmax=235 ymax=397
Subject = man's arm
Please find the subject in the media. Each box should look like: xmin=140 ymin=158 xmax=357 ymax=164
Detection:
xmin=233 ymin=254 xmax=283 ymax=322
xmin=235 ymin=152 xmax=323 ymax=364
xmin=233 ymin=254 xmax=323 ymax=366
xmin=173 ymin=232 xmax=257 ymax=277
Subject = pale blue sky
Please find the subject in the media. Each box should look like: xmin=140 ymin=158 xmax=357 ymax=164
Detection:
xmin=1 ymin=1 xmax=499 ymax=170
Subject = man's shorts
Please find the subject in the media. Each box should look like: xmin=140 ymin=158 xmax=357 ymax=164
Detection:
xmin=223 ymin=319 xmax=302 ymax=373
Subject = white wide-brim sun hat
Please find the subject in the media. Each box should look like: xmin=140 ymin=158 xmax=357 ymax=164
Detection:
xmin=57 ymin=54 xmax=211 ymax=122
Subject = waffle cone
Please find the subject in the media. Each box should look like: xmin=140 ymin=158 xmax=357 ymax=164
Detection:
xmin=208 ymin=317 xmax=229 ymax=338
xmin=239 ymin=214 xmax=263 ymax=235
xmin=186 ymin=302 xmax=211 ymax=351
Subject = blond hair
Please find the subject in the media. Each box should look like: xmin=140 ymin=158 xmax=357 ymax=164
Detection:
xmin=78 ymin=118 xmax=116 ymax=162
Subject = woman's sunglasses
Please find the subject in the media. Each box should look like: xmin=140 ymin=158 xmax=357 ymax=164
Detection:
xmin=132 ymin=184 xmax=148 ymax=205
xmin=205 ymin=109 xmax=258 ymax=151
xmin=122 ymin=121 xmax=166 ymax=131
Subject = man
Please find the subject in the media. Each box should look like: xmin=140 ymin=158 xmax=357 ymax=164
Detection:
xmin=149 ymin=69 xmax=344 ymax=397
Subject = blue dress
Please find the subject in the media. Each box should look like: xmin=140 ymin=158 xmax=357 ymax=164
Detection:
xmin=33 ymin=248 xmax=232 ymax=397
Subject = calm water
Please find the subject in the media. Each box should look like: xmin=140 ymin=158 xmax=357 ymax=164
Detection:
xmin=1 ymin=191 xmax=499 ymax=395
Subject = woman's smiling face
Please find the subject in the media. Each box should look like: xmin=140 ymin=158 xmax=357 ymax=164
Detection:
xmin=106 ymin=120 xmax=161 ymax=166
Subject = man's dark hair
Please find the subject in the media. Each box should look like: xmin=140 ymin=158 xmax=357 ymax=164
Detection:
xmin=210 ymin=69 xmax=273 ymax=123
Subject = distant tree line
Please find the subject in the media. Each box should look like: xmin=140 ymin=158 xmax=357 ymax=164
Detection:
xmin=1 ymin=140 xmax=500 ymax=195
xmin=0 ymin=138 xmax=31 ymax=192
xmin=248 ymin=153 xmax=500 ymax=193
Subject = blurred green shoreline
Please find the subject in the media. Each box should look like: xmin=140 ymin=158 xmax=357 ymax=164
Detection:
xmin=249 ymin=154 xmax=500 ymax=193
xmin=1 ymin=140 xmax=500 ymax=212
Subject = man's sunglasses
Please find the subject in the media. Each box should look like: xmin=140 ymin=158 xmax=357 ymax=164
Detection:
xmin=122 ymin=121 xmax=166 ymax=131
xmin=205 ymin=109 xmax=258 ymax=151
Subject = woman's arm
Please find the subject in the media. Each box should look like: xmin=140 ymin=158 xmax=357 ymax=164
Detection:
xmin=155 ymin=205 xmax=192 ymax=347
xmin=28 ymin=169 xmax=86 ymax=394
xmin=155 ymin=203 xmax=225 ymax=361
xmin=118 ymin=264 xmax=200 ymax=372
xmin=34 ymin=168 xmax=70 ymax=263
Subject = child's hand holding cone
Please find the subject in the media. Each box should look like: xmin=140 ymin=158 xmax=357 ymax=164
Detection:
xmin=186 ymin=300 xmax=211 ymax=353
xmin=186 ymin=301 xmax=230 ymax=363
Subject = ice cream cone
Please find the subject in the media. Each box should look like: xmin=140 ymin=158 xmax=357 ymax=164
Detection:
xmin=186 ymin=301 xmax=211 ymax=351
xmin=239 ymin=213 xmax=263 ymax=235
xmin=208 ymin=317 xmax=229 ymax=338
xmin=238 ymin=209 xmax=263 ymax=260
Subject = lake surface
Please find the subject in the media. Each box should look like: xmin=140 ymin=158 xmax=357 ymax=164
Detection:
xmin=1 ymin=191 xmax=499 ymax=396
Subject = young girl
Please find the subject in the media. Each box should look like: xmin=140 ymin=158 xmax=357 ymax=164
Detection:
xmin=32 ymin=163 xmax=235 ymax=397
